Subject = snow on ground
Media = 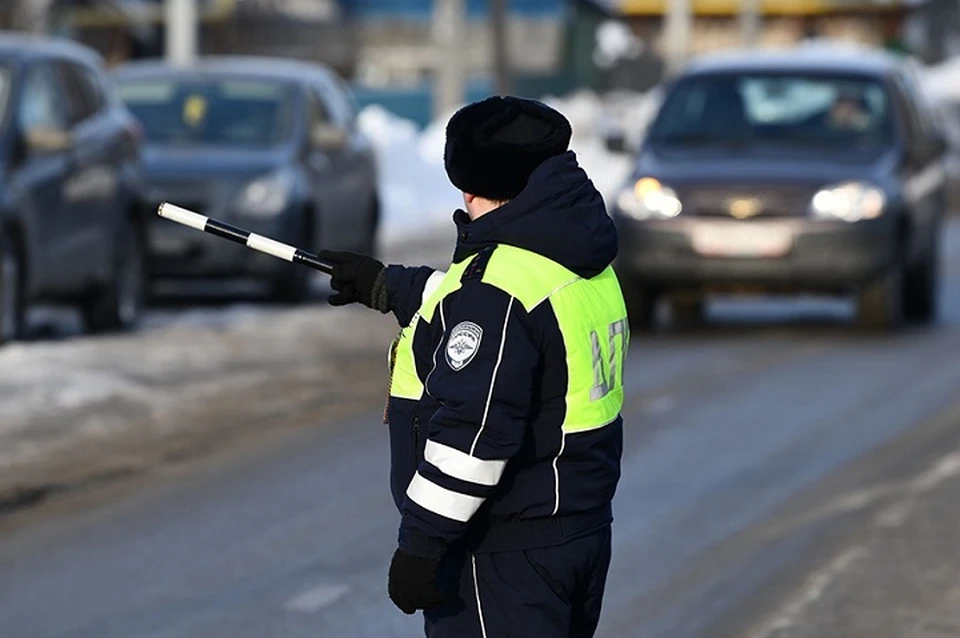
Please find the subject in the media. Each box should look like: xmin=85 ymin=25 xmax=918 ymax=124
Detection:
xmin=357 ymin=105 xmax=462 ymax=242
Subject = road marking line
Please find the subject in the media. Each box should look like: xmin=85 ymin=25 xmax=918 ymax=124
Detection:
xmin=284 ymin=583 xmax=350 ymax=613
xmin=750 ymin=547 xmax=868 ymax=638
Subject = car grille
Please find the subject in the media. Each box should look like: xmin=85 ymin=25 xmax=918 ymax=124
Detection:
xmin=682 ymin=186 xmax=813 ymax=218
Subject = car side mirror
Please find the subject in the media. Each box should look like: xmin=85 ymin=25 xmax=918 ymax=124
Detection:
xmin=311 ymin=123 xmax=347 ymax=152
xmin=604 ymin=132 xmax=629 ymax=154
xmin=24 ymin=127 xmax=73 ymax=155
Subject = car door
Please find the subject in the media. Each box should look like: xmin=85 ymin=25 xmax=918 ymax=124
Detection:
xmin=56 ymin=58 xmax=121 ymax=282
xmin=302 ymin=85 xmax=354 ymax=250
xmin=12 ymin=59 xmax=77 ymax=294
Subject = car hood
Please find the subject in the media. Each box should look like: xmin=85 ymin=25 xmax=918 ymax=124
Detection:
xmin=141 ymin=145 xmax=291 ymax=183
xmin=633 ymin=145 xmax=898 ymax=188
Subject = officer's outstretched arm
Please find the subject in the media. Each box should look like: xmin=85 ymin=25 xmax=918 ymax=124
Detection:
xmin=384 ymin=265 xmax=446 ymax=327
xmin=397 ymin=281 xmax=538 ymax=558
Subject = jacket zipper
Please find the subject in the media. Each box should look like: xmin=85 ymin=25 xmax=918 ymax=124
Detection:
xmin=413 ymin=414 xmax=423 ymax=465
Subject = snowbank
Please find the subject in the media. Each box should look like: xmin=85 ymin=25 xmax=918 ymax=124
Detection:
xmin=357 ymin=105 xmax=462 ymax=243
xmin=357 ymin=88 xmax=660 ymax=238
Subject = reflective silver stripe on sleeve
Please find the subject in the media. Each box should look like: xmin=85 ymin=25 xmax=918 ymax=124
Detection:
xmin=406 ymin=472 xmax=484 ymax=522
xmin=421 ymin=270 xmax=446 ymax=306
xmin=425 ymin=440 xmax=506 ymax=487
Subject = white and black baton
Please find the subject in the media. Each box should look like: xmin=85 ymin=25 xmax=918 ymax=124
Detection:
xmin=157 ymin=203 xmax=334 ymax=275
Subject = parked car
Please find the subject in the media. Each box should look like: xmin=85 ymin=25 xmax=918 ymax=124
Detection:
xmin=611 ymin=45 xmax=947 ymax=331
xmin=113 ymin=56 xmax=380 ymax=302
xmin=0 ymin=34 xmax=147 ymax=344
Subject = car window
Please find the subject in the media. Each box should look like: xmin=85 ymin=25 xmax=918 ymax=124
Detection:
xmin=647 ymin=72 xmax=896 ymax=150
xmin=18 ymin=62 xmax=69 ymax=132
xmin=116 ymin=75 xmax=296 ymax=147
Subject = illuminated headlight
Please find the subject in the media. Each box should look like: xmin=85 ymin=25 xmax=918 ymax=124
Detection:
xmin=616 ymin=177 xmax=683 ymax=220
xmin=809 ymin=182 xmax=886 ymax=222
xmin=234 ymin=170 xmax=294 ymax=217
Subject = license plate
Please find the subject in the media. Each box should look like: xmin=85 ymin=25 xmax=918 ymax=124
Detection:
xmin=691 ymin=223 xmax=792 ymax=258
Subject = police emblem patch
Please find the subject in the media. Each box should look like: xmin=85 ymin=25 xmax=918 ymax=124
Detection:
xmin=446 ymin=321 xmax=483 ymax=371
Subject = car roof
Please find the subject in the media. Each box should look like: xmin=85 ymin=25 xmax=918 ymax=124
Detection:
xmin=0 ymin=33 xmax=103 ymax=66
xmin=113 ymin=56 xmax=337 ymax=86
xmin=682 ymin=42 xmax=905 ymax=78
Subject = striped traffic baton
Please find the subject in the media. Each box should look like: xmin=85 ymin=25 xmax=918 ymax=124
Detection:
xmin=157 ymin=203 xmax=334 ymax=275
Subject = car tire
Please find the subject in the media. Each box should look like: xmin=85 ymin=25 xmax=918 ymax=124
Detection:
xmin=856 ymin=262 xmax=904 ymax=332
xmin=903 ymin=242 xmax=939 ymax=324
xmin=83 ymin=220 xmax=146 ymax=334
xmin=0 ymin=232 xmax=25 ymax=345
xmin=272 ymin=211 xmax=313 ymax=304
xmin=670 ymin=296 xmax=705 ymax=329
xmin=622 ymin=279 xmax=657 ymax=331
xmin=357 ymin=199 xmax=379 ymax=258
xmin=273 ymin=265 xmax=312 ymax=304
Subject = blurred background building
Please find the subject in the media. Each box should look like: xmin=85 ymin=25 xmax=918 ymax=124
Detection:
xmin=3 ymin=0 xmax=955 ymax=125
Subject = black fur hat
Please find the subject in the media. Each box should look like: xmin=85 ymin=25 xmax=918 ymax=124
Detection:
xmin=444 ymin=96 xmax=572 ymax=202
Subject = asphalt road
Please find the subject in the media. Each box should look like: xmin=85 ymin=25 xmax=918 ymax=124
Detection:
xmin=3 ymin=223 xmax=960 ymax=638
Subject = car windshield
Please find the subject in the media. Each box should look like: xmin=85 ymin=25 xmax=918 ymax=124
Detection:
xmin=116 ymin=75 xmax=296 ymax=147
xmin=647 ymin=72 xmax=896 ymax=150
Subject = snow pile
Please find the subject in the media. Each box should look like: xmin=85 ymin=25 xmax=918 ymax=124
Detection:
xmin=357 ymin=105 xmax=461 ymax=243
xmin=922 ymin=56 xmax=960 ymax=103
xmin=358 ymin=88 xmax=660 ymax=235
xmin=544 ymin=90 xmax=660 ymax=203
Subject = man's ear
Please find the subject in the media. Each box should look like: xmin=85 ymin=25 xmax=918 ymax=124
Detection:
xmin=463 ymin=193 xmax=477 ymax=204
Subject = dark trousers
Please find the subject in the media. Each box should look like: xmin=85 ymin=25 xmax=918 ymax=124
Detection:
xmin=424 ymin=526 xmax=612 ymax=638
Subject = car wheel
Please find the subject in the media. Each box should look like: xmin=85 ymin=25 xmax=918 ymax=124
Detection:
xmin=903 ymin=242 xmax=939 ymax=324
xmin=622 ymin=279 xmax=657 ymax=331
xmin=856 ymin=262 xmax=904 ymax=332
xmin=84 ymin=220 xmax=146 ymax=333
xmin=357 ymin=199 xmax=379 ymax=258
xmin=272 ymin=211 xmax=313 ymax=304
xmin=273 ymin=264 xmax=312 ymax=304
xmin=0 ymin=232 xmax=25 ymax=344
xmin=670 ymin=296 xmax=705 ymax=330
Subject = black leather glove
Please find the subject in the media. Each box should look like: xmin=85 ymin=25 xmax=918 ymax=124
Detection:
xmin=316 ymin=250 xmax=389 ymax=312
xmin=387 ymin=548 xmax=450 ymax=615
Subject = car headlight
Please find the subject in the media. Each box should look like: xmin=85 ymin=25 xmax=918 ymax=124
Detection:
xmin=809 ymin=182 xmax=886 ymax=222
xmin=234 ymin=170 xmax=294 ymax=217
xmin=616 ymin=177 xmax=683 ymax=220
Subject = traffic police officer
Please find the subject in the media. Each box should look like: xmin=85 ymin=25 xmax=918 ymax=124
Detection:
xmin=318 ymin=96 xmax=627 ymax=637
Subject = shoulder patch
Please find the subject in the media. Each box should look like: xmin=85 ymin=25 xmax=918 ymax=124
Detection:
xmin=445 ymin=321 xmax=483 ymax=371
xmin=461 ymin=245 xmax=497 ymax=281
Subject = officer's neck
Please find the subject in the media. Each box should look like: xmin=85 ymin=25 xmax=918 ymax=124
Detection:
xmin=463 ymin=193 xmax=510 ymax=221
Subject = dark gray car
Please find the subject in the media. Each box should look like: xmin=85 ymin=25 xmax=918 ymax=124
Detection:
xmin=612 ymin=46 xmax=947 ymax=332
xmin=0 ymin=35 xmax=147 ymax=344
xmin=114 ymin=57 xmax=380 ymax=302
